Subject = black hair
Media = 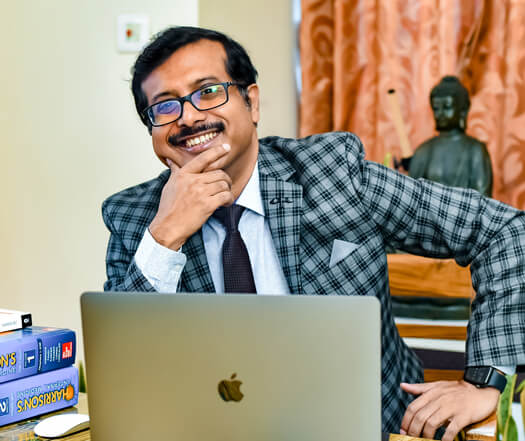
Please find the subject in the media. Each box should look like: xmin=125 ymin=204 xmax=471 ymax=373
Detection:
xmin=131 ymin=26 xmax=258 ymax=131
xmin=430 ymin=75 xmax=470 ymax=112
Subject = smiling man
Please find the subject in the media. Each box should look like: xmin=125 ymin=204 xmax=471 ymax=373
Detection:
xmin=102 ymin=27 xmax=525 ymax=440
xmin=141 ymin=37 xmax=259 ymax=252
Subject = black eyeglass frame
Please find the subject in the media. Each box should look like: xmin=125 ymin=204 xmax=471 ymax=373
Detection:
xmin=142 ymin=81 xmax=243 ymax=127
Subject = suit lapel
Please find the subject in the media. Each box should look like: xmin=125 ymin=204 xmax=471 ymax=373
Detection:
xmin=259 ymin=145 xmax=303 ymax=295
xmin=178 ymin=140 xmax=304 ymax=295
xmin=180 ymin=231 xmax=215 ymax=293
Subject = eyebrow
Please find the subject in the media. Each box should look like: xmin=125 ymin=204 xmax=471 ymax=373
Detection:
xmin=152 ymin=76 xmax=222 ymax=103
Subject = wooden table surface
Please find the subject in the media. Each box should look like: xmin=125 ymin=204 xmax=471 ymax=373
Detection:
xmin=0 ymin=393 xmax=493 ymax=441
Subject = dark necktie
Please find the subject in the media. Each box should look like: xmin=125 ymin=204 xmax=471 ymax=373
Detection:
xmin=213 ymin=205 xmax=257 ymax=293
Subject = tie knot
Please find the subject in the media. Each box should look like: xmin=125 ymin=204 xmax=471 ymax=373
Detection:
xmin=213 ymin=205 xmax=245 ymax=232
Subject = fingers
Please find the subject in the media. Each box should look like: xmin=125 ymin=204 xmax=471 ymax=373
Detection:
xmin=151 ymin=143 xmax=233 ymax=249
xmin=442 ymin=417 xmax=467 ymax=441
xmin=182 ymin=143 xmax=231 ymax=174
xmin=401 ymin=386 xmax=440 ymax=434
xmin=210 ymin=189 xmax=235 ymax=208
xmin=409 ymin=399 xmax=443 ymax=439
xmin=400 ymin=380 xmax=499 ymax=441
xmin=206 ymin=180 xmax=232 ymax=197
xmin=400 ymin=381 xmax=442 ymax=395
xmin=201 ymin=169 xmax=233 ymax=187
xmin=401 ymin=381 xmax=459 ymax=438
xmin=403 ymin=396 xmax=453 ymax=440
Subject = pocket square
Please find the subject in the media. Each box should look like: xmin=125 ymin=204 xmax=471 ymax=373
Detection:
xmin=329 ymin=239 xmax=360 ymax=268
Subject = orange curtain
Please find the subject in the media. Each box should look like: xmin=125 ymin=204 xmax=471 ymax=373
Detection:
xmin=300 ymin=0 xmax=525 ymax=208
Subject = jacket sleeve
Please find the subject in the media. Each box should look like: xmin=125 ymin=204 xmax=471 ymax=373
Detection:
xmin=102 ymin=199 xmax=155 ymax=293
xmin=344 ymin=133 xmax=525 ymax=367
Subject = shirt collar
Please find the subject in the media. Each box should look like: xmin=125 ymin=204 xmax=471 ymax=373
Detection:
xmin=235 ymin=161 xmax=265 ymax=216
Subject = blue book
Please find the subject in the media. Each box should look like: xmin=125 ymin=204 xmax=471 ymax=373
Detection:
xmin=0 ymin=366 xmax=78 ymax=426
xmin=0 ymin=327 xmax=76 ymax=384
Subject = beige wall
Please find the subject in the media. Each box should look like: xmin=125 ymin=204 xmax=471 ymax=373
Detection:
xmin=199 ymin=0 xmax=297 ymax=138
xmin=1 ymin=2 xmax=295 ymax=357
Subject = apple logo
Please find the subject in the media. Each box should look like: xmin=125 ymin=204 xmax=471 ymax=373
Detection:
xmin=218 ymin=373 xmax=244 ymax=402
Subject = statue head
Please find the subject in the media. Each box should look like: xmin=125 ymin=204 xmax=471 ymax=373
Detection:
xmin=430 ymin=76 xmax=470 ymax=132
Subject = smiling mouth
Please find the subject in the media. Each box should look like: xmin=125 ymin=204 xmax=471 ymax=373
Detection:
xmin=168 ymin=122 xmax=225 ymax=152
xmin=183 ymin=131 xmax=220 ymax=149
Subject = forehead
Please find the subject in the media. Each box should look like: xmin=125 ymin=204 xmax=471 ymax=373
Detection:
xmin=142 ymin=39 xmax=229 ymax=102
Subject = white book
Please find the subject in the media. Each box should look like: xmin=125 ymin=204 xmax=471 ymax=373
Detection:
xmin=0 ymin=308 xmax=32 ymax=332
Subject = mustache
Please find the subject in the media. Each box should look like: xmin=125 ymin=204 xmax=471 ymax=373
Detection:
xmin=168 ymin=122 xmax=225 ymax=146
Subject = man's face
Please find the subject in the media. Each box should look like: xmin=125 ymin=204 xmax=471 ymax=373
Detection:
xmin=431 ymin=95 xmax=462 ymax=131
xmin=141 ymin=39 xmax=260 ymax=180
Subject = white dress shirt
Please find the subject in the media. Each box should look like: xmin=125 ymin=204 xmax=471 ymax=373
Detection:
xmin=135 ymin=163 xmax=290 ymax=295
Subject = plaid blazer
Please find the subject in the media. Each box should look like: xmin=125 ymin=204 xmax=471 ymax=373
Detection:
xmin=103 ymin=131 xmax=525 ymax=432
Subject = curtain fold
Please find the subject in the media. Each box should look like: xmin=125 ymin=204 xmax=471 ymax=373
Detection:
xmin=300 ymin=0 xmax=525 ymax=208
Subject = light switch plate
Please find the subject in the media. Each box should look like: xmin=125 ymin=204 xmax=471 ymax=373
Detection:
xmin=117 ymin=14 xmax=150 ymax=53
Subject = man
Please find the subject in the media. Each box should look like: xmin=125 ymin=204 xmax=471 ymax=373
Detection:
xmin=102 ymin=27 xmax=525 ymax=440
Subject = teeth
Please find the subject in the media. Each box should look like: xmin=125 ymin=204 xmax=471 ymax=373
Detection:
xmin=185 ymin=132 xmax=219 ymax=148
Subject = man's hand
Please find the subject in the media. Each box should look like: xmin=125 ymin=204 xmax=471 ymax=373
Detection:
xmin=400 ymin=380 xmax=499 ymax=441
xmin=149 ymin=143 xmax=234 ymax=250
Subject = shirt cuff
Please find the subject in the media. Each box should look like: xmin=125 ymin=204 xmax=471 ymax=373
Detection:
xmin=494 ymin=366 xmax=516 ymax=376
xmin=134 ymin=228 xmax=187 ymax=293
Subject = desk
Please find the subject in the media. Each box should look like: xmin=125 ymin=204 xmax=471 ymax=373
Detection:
xmin=0 ymin=393 xmax=492 ymax=441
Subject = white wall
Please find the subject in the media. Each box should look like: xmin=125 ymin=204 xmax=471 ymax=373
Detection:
xmin=199 ymin=0 xmax=297 ymax=138
xmin=0 ymin=0 xmax=198 ymax=339
xmin=1 ymin=1 xmax=295 ymax=358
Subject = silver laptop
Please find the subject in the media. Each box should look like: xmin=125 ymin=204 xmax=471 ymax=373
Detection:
xmin=81 ymin=293 xmax=381 ymax=441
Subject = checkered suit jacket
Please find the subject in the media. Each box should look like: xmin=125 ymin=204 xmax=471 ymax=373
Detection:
xmin=103 ymin=131 xmax=525 ymax=432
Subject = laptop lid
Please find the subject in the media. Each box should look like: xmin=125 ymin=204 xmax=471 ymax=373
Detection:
xmin=81 ymin=293 xmax=380 ymax=441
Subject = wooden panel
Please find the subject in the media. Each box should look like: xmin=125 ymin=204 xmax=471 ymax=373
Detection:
xmin=423 ymin=369 xmax=464 ymax=382
xmin=389 ymin=417 xmax=496 ymax=441
xmin=387 ymin=254 xmax=473 ymax=299
xmin=389 ymin=435 xmax=436 ymax=441
xmin=0 ymin=392 xmax=495 ymax=441
xmin=389 ymin=413 xmax=496 ymax=441
xmin=396 ymin=324 xmax=467 ymax=340
xmin=465 ymin=413 xmax=497 ymax=441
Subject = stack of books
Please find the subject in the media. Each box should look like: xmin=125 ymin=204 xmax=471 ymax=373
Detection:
xmin=0 ymin=309 xmax=78 ymax=426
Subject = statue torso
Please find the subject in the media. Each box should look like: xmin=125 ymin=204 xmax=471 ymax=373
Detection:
xmin=409 ymin=132 xmax=493 ymax=197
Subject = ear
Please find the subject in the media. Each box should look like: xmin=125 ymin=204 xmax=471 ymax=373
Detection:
xmin=247 ymin=84 xmax=260 ymax=125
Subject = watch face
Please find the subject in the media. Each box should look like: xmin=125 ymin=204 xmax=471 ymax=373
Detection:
xmin=468 ymin=367 xmax=491 ymax=384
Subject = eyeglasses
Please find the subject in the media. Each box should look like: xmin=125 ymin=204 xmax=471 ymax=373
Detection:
xmin=143 ymin=81 xmax=241 ymax=127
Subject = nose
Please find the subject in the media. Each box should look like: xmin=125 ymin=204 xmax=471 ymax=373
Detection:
xmin=176 ymin=100 xmax=205 ymax=127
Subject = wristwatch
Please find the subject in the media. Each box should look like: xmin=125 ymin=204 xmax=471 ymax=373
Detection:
xmin=464 ymin=366 xmax=507 ymax=393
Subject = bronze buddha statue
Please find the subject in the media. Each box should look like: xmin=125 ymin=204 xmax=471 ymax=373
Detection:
xmin=391 ymin=77 xmax=493 ymax=320
xmin=408 ymin=76 xmax=493 ymax=197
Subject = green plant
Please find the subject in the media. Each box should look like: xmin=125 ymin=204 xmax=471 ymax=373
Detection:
xmin=517 ymin=379 xmax=525 ymax=440
xmin=496 ymin=374 xmax=522 ymax=441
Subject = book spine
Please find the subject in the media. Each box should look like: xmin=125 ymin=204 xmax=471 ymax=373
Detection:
xmin=0 ymin=330 xmax=76 ymax=384
xmin=0 ymin=311 xmax=32 ymax=333
xmin=0 ymin=366 xmax=79 ymax=426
